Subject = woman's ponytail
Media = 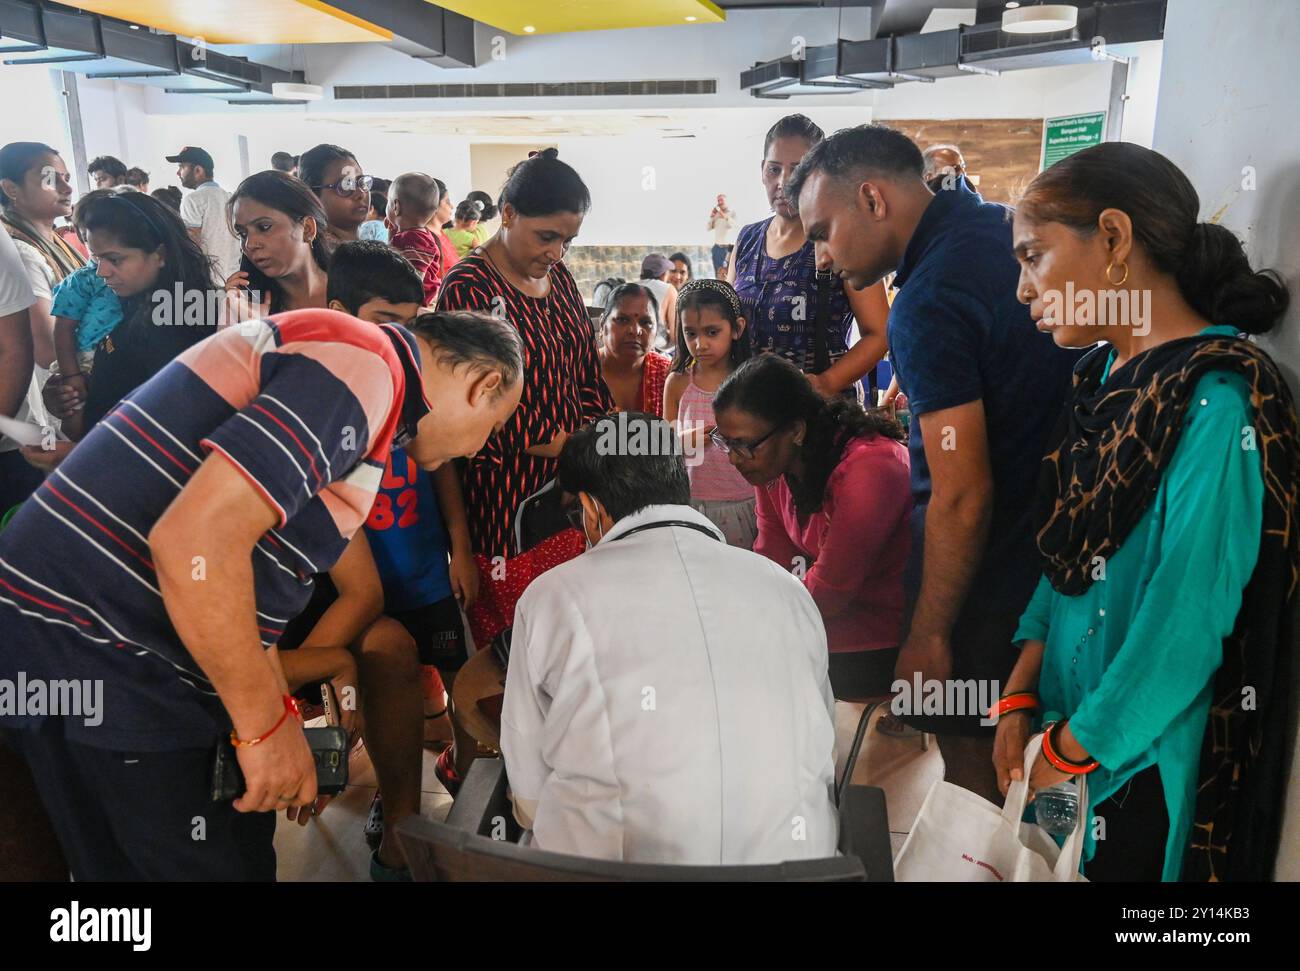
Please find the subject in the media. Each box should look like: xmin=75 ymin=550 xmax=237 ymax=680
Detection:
xmin=1175 ymin=222 xmax=1289 ymax=336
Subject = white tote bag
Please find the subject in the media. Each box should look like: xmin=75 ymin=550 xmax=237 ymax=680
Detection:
xmin=893 ymin=734 xmax=1088 ymax=882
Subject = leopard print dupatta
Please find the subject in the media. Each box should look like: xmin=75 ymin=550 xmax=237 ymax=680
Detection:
xmin=1035 ymin=334 xmax=1298 ymax=881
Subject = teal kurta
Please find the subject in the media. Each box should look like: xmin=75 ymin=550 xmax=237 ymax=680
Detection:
xmin=1013 ymin=325 xmax=1263 ymax=881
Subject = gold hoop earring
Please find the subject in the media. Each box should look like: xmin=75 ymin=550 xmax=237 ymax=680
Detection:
xmin=1106 ymin=260 xmax=1129 ymax=286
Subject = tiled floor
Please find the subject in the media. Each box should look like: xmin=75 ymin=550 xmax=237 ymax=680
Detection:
xmin=274 ymin=700 xmax=943 ymax=881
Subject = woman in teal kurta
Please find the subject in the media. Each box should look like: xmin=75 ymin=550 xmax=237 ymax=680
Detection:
xmin=996 ymin=142 xmax=1297 ymax=882
xmin=1012 ymin=327 xmax=1261 ymax=880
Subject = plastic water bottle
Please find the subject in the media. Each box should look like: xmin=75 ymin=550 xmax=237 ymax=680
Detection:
xmin=1035 ymin=779 xmax=1079 ymax=837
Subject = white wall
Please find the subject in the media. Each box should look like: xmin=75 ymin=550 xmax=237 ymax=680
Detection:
xmin=1153 ymin=0 xmax=1300 ymax=881
xmin=0 ymin=66 xmax=75 ymax=161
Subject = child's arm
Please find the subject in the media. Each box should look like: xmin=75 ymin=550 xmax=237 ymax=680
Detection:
xmin=434 ymin=463 xmax=479 ymax=609
xmin=277 ymin=532 xmax=383 ymax=731
xmin=301 ymin=531 xmax=385 ymax=651
xmin=53 ymin=316 xmax=83 ymax=378
xmin=663 ymin=371 xmax=686 ymax=424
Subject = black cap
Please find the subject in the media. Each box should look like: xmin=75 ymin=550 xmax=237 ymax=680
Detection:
xmin=165 ymin=146 xmax=214 ymax=171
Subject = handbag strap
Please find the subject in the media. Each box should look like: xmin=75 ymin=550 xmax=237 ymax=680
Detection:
xmin=811 ymin=268 xmax=832 ymax=375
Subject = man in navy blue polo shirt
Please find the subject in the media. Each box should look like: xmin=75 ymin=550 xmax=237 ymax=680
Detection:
xmin=789 ymin=125 xmax=1079 ymax=802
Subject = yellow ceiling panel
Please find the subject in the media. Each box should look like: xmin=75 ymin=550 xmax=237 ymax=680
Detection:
xmin=70 ymin=0 xmax=391 ymax=45
xmin=428 ymin=0 xmax=725 ymax=35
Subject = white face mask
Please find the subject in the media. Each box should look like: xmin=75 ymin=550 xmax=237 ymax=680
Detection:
xmin=581 ymin=501 xmax=605 ymax=550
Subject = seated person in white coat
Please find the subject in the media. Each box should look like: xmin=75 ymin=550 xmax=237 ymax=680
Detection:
xmin=500 ymin=412 xmax=839 ymax=865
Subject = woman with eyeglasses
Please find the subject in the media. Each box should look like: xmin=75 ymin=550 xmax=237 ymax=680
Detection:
xmin=299 ymin=143 xmax=373 ymax=244
xmin=713 ymin=353 xmax=912 ymax=700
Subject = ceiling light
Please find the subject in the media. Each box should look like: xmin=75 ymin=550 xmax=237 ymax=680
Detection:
xmin=523 ymin=25 xmax=536 ymax=33
xmin=685 ymin=15 xmax=697 ymax=21
xmin=1005 ymin=2 xmax=1020 ymax=8
xmin=271 ymin=81 xmax=323 ymax=101
xmin=1002 ymin=4 xmax=1078 ymax=33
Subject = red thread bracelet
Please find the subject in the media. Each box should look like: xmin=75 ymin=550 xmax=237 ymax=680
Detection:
xmin=230 ymin=694 xmax=301 ymax=748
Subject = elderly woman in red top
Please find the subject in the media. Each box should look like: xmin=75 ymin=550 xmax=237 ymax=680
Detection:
xmin=436 ymin=149 xmax=612 ymax=559
xmin=597 ymin=282 xmax=671 ymax=417
xmin=713 ymin=354 xmax=912 ymax=700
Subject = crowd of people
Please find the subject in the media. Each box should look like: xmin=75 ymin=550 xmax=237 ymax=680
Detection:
xmin=0 ymin=113 xmax=1294 ymax=884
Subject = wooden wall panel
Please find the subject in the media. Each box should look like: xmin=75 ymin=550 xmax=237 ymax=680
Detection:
xmin=880 ymin=118 xmax=1045 ymax=204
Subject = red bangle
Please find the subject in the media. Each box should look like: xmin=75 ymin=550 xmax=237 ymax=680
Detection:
xmin=988 ymin=692 xmax=1039 ymax=720
xmin=1041 ymin=720 xmax=1098 ymax=775
xmin=230 ymin=694 xmax=301 ymax=748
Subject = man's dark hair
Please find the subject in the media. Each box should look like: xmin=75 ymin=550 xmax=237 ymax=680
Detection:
xmin=407 ymin=310 xmax=524 ymax=396
xmin=88 ymin=155 xmax=128 ymax=180
xmin=786 ymin=124 xmax=925 ymax=210
xmin=557 ymin=412 xmax=691 ymax=521
xmin=125 ymin=167 xmax=149 ymax=187
xmin=327 ymin=240 xmax=424 ymax=311
xmin=270 ymin=151 xmax=297 ymax=173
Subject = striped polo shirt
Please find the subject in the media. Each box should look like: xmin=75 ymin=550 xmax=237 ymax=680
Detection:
xmin=0 ymin=308 xmax=429 ymax=749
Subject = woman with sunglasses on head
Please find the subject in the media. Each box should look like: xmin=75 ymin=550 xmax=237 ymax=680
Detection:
xmin=223 ymin=169 xmax=332 ymax=321
xmin=996 ymin=143 xmax=1297 ymax=882
xmin=299 ymin=143 xmax=372 ymax=244
xmin=713 ymin=354 xmax=912 ymax=700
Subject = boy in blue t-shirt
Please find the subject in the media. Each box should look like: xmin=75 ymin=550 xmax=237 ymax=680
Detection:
xmin=324 ymin=241 xmax=479 ymax=872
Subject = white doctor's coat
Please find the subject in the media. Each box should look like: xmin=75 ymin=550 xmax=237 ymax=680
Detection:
xmin=500 ymin=503 xmax=839 ymax=865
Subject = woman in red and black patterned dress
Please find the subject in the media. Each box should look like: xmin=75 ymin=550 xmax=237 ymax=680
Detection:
xmin=436 ymin=149 xmax=612 ymax=559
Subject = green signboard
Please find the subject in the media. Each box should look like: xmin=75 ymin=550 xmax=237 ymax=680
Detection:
xmin=1041 ymin=112 xmax=1107 ymax=170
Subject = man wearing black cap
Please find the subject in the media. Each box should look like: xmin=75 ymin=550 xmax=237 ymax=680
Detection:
xmin=168 ymin=146 xmax=241 ymax=281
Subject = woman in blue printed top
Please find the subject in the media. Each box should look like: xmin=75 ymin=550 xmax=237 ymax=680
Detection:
xmin=727 ymin=114 xmax=892 ymax=399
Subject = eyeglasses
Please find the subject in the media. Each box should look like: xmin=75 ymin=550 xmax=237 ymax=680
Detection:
xmin=709 ymin=425 xmax=781 ymax=460
xmin=313 ymin=174 xmax=373 ymax=197
xmin=564 ymin=498 xmax=586 ymax=533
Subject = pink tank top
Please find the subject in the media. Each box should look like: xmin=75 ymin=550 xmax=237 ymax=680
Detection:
xmin=679 ymin=373 xmax=754 ymax=501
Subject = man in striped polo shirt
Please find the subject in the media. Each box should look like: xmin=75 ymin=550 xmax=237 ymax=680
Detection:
xmin=0 ymin=306 xmax=522 ymax=880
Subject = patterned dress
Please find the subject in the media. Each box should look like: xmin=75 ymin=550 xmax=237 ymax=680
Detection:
xmin=437 ymin=252 xmax=613 ymax=558
xmin=732 ymin=216 xmax=854 ymax=374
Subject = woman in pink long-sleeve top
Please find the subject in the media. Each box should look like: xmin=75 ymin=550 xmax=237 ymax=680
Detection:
xmin=713 ymin=354 xmax=912 ymax=699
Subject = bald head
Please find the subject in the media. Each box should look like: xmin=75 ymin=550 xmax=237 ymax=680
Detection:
xmin=922 ymin=144 xmax=966 ymax=184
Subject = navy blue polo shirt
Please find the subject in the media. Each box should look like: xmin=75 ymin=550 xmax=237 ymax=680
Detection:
xmin=888 ymin=179 xmax=1080 ymax=616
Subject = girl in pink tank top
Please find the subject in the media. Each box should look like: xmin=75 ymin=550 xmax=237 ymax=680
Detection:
xmin=664 ymin=280 xmax=758 ymax=548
